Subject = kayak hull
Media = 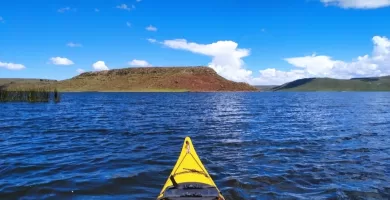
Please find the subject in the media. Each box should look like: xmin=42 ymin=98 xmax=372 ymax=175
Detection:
xmin=157 ymin=137 xmax=225 ymax=200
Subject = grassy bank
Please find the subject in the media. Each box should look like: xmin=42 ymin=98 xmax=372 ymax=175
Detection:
xmin=56 ymin=88 xmax=190 ymax=92
xmin=0 ymin=88 xmax=60 ymax=103
xmin=273 ymin=76 xmax=390 ymax=91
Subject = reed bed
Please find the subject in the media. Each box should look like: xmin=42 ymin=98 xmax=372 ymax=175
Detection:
xmin=0 ymin=88 xmax=60 ymax=103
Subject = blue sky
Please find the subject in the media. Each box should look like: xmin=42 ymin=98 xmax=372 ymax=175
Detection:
xmin=1 ymin=0 xmax=390 ymax=84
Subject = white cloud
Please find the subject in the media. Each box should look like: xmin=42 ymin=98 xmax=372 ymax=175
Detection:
xmin=67 ymin=42 xmax=82 ymax=47
xmin=50 ymin=57 xmax=74 ymax=65
xmin=76 ymin=68 xmax=85 ymax=74
xmin=256 ymin=36 xmax=390 ymax=85
xmin=161 ymin=39 xmax=253 ymax=82
xmin=373 ymin=35 xmax=390 ymax=56
xmin=147 ymin=38 xmax=157 ymax=43
xmin=159 ymin=36 xmax=390 ymax=85
xmin=0 ymin=61 xmax=26 ymax=70
xmin=321 ymin=0 xmax=390 ymax=9
xmin=58 ymin=7 xmax=74 ymax=13
xmin=116 ymin=4 xmax=134 ymax=11
xmin=95 ymin=8 xmax=100 ymax=12
xmin=146 ymin=25 xmax=157 ymax=31
xmin=92 ymin=61 xmax=109 ymax=71
xmin=284 ymin=54 xmax=338 ymax=77
xmin=126 ymin=22 xmax=131 ymax=27
xmin=129 ymin=59 xmax=151 ymax=67
xmin=251 ymin=69 xmax=306 ymax=85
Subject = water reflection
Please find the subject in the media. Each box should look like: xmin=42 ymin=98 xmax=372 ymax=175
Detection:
xmin=1 ymin=92 xmax=390 ymax=199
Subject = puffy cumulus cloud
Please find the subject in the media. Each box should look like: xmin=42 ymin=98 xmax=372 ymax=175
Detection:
xmin=284 ymin=55 xmax=338 ymax=77
xmin=76 ymin=68 xmax=85 ymax=74
xmin=129 ymin=59 xmax=151 ymax=67
xmin=321 ymin=0 xmax=390 ymax=9
xmin=162 ymin=39 xmax=253 ymax=83
xmin=0 ymin=61 xmax=26 ymax=70
xmin=252 ymin=69 xmax=306 ymax=85
xmin=159 ymin=36 xmax=390 ymax=85
xmin=373 ymin=35 xmax=390 ymax=56
xmin=92 ymin=61 xmax=109 ymax=71
xmin=50 ymin=57 xmax=74 ymax=65
xmin=257 ymin=36 xmax=390 ymax=85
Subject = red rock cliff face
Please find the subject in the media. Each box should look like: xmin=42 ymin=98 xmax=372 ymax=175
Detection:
xmin=57 ymin=66 xmax=259 ymax=92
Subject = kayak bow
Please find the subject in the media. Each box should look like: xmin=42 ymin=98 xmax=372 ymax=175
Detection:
xmin=157 ymin=137 xmax=225 ymax=200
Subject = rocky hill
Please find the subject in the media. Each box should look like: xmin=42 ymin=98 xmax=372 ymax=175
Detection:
xmin=273 ymin=76 xmax=390 ymax=91
xmin=2 ymin=67 xmax=258 ymax=92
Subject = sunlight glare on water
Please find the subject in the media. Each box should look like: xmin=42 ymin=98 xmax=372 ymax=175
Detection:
xmin=1 ymin=92 xmax=390 ymax=199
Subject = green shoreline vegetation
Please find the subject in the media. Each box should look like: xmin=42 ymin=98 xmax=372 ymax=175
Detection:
xmin=0 ymin=88 xmax=60 ymax=103
xmin=272 ymin=76 xmax=390 ymax=91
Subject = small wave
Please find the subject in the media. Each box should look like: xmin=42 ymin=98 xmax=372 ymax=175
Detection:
xmin=249 ymin=175 xmax=286 ymax=185
xmin=341 ymin=148 xmax=371 ymax=153
xmin=275 ymin=147 xmax=308 ymax=154
xmin=2 ymin=92 xmax=390 ymax=199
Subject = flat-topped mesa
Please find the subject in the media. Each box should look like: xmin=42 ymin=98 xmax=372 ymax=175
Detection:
xmin=62 ymin=66 xmax=258 ymax=92
xmin=74 ymin=66 xmax=218 ymax=78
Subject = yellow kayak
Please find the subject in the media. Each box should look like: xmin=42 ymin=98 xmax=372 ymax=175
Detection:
xmin=157 ymin=137 xmax=225 ymax=200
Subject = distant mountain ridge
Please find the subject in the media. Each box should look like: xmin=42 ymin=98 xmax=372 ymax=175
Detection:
xmin=273 ymin=76 xmax=390 ymax=91
xmin=5 ymin=69 xmax=389 ymax=92
xmin=254 ymin=85 xmax=278 ymax=91
xmin=1 ymin=66 xmax=259 ymax=92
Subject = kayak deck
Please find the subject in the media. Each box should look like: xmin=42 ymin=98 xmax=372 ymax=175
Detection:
xmin=157 ymin=137 xmax=225 ymax=200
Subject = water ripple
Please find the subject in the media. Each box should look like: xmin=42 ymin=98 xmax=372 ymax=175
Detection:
xmin=1 ymin=92 xmax=390 ymax=199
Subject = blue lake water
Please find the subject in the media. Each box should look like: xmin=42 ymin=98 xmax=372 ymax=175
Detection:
xmin=1 ymin=92 xmax=390 ymax=200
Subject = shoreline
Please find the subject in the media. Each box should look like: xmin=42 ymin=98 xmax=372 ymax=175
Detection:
xmin=57 ymin=90 xmax=261 ymax=93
